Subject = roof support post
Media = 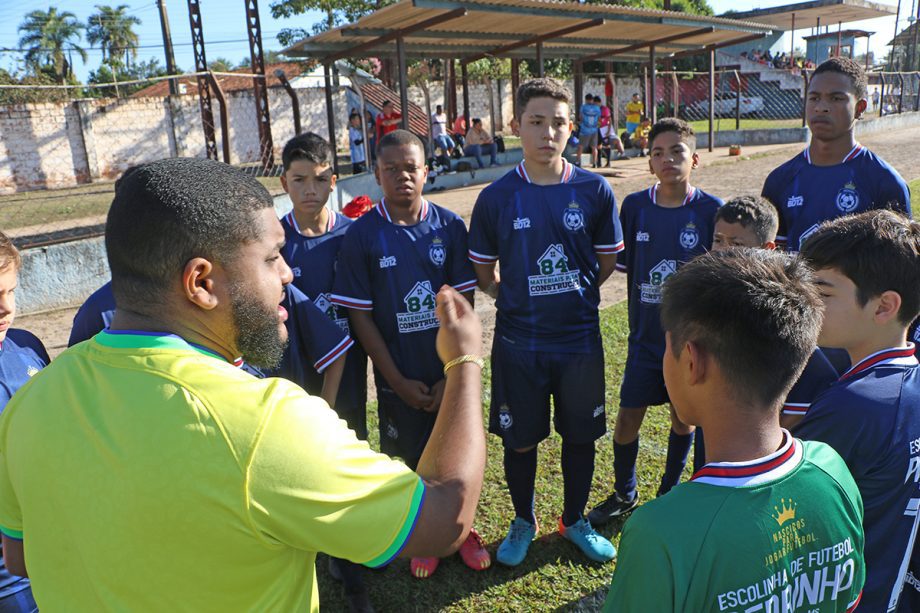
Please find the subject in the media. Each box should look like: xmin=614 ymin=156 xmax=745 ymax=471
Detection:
xmin=275 ymin=70 xmax=301 ymax=135
xmin=323 ymin=62 xmax=339 ymax=175
xmin=574 ymin=61 xmax=583 ymax=121
xmin=511 ymin=59 xmax=521 ymax=118
xmin=790 ymin=13 xmax=795 ymax=67
xmin=461 ymin=61 xmax=470 ymax=130
xmin=207 ymin=71 xmax=231 ymax=164
xmin=448 ymin=59 xmax=458 ymax=124
xmin=536 ymin=41 xmax=545 ymax=77
xmin=837 ymin=21 xmax=842 ymax=57
xmin=396 ymin=36 xmax=410 ymax=131
xmin=708 ymin=47 xmax=715 ymax=153
xmin=649 ymin=44 xmax=657 ymax=123
xmin=245 ymin=0 xmax=274 ymax=170
xmin=802 ymin=71 xmax=809 ymax=125
xmin=187 ymin=0 xmax=218 ymax=161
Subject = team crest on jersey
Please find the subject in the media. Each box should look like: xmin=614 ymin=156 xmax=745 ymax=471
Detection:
xmin=429 ymin=237 xmax=447 ymax=267
xmin=498 ymin=404 xmax=513 ymax=430
xmin=640 ymin=259 xmax=677 ymax=304
xmin=835 ymin=182 xmax=859 ymax=213
xmin=562 ymin=202 xmax=585 ymax=232
xmin=528 ymin=244 xmax=581 ymax=296
xmin=26 ymin=366 xmax=39 ymax=377
xmin=397 ymin=280 xmax=439 ymax=333
xmin=679 ymin=222 xmax=699 ymax=249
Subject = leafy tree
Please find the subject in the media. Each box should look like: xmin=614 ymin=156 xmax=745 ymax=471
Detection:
xmin=207 ymin=57 xmax=234 ymax=72
xmin=236 ymin=50 xmax=287 ymax=68
xmin=270 ymin=0 xmax=395 ymax=46
xmin=18 ymin=7 xmax=88 ymax=83
xmin=87 ymin=57 xmax=170 ymax=97
xmin=86 ymin=4 xmax=141 ymax=70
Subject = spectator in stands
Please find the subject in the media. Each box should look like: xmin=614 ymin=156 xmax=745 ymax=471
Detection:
xmin=465 ymin=118 xmax=499 ymax=168
xmin=375 ymin=100 xmax=401 ymax=140
xmin=431 ymin=105 xmax=455 ymax=156
xmin=631 ymin=116 xmax=652 ymax=156
xmin=452 ymin=115 xmax=468 ymax=148
xmin=763 ymin=49 xmax=773 ymax=63
xmin=626 ymin=93 xmax=644 ymax=137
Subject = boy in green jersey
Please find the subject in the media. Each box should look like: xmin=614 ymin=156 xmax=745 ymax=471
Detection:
xmin=604 ymin=249 xmax=865 ymax=612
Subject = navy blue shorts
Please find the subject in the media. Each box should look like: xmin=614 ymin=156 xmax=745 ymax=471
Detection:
xmin=489 ymin=340 xmax=606 ymax=449
xmin=619 ymin=354 xmax=670 ymax=408
xmin=376 ymin=385 xmax=435 ymax=467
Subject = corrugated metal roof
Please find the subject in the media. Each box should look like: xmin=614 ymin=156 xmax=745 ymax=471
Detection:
xmin=283 ymin=0 xmax=775 ymax=62
xmin=725 ymin=0 xmax=895 ymax=32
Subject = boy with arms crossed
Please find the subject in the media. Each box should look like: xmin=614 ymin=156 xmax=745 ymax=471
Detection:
xmin=795 ymin=210 xmax=920 ymax=612
xmin=762 ymin=57 xmax=910 ymax=253
xmin=604 ymin=249 xmax=865 ymax=612
xmin=332 ymin=130 xmax=489 ymax=579
xmin=589 ymin=118 xmax=721 ymax=525
xmin=468 ymin=78 xmax=622 ymax=565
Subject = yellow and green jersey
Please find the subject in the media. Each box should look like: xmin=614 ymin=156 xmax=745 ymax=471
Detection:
xmin=0 ymin=330 xmax=423 ymax=611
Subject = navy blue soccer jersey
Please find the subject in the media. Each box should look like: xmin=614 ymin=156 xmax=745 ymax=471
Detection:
xmin=468 ymin=160 xmax=624 ymax=353
xmin=68 ymin=281 xmax=116 ymax=346
xmin=795 ymin=345 xmax=920 ymax=612
xmin=617 ymin=184 xmax=722 ymax=365
xmin=0 ymin=329 xmax=49 ymax=412
xmin=263 ymin=283 xmax=353 ymax=388
xmin=280 ymin=209 xmax=367 ymax=412
xmin=781 ymin=348 xmax=838 ymax=417
xmin=762 ymin=144 xmax=911 ymax=251
xmin=331 ymin=199 xmax=476 ymax=386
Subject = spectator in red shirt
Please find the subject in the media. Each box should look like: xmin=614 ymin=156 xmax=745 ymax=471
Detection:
xmin=375 ymin=100 xmax=401 ymax=140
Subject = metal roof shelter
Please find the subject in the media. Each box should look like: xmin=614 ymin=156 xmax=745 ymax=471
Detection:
xmin=725 ymin=0 xmax=895 ymax=65
xmin=284 ymin=0 xmax=777 ymax=165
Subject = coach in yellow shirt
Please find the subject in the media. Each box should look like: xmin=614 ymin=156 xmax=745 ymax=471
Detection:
xmin=0 ymin=158 xmax=486 ymax=611
xmin=625 ymin=92 xmax=645 ymax=136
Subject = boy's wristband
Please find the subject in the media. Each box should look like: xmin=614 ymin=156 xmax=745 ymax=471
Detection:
xmin=443 ymin=354 xmax=484 ymax=376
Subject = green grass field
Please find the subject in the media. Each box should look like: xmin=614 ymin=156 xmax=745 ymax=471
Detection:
xmin=909 ymin=178 xmax=920 ymax=219
xmin=686 ymin=117 xmax=802 ymax=133
xmin=316 ymin=301 xmax=684 ymax=611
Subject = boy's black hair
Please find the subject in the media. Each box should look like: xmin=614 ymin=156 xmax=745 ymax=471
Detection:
xmin=800 ymin=209 xmax=920 ymax=325
xmin=376 ymin=129 xmax=425 ymax=157
xmin=714 ymin=195 xmax=779 ymax=245
xmin=647 ymin=117 xmax=696 ymax=151
xmin=661 ymin=249 xmax=823 ymax=410
xmin=106 ymin=158 xmax=273 ymax=313
xmin=593 ymin=95 xmax=602 ymax=102
xmin=281 ymin=132 xmax=332 ymax=171
xmin=811 ymin=56 xmax=868 ymax=100
xmin=584 ymin=93 xmax=593 ymax=101
xmin=515 ymin=77 xmax=572 ymax=119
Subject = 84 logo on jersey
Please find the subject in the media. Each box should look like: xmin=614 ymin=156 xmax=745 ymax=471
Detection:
xmin=397 ymin=280 xmax=439 ymax=333
xmin=528 ymin=244 xmax=582 ymax=296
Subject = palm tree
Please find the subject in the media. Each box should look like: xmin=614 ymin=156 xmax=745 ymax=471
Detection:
xmin=18 ymin=8 xmax=88 ymax=83
xmin=86 ymin=5 xmax=141 ymax=70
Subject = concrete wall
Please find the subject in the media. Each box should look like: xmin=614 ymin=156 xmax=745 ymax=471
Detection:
xmin=18 ymin=236 xmax=109 ymax=314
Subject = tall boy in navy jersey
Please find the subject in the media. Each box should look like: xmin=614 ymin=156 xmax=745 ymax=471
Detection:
xmin=795 ymin=210 xmax=920 ymax=612
xmin=692 ymin=196 xmax=838 ymax=471
xmin=0 ymin=232 xmax=48 ymax=413
xmin=332 ymin=130 xmax=488 ymax=580
xmin=278 ymin=133 xmax=368 ymax=438
xmin=589 ymin=118 xmax=722 ymax=526
xmin=468 ymin=78 xmax=621 ymax=566
xmin=762 ymin=57 xmax=910 ymax=252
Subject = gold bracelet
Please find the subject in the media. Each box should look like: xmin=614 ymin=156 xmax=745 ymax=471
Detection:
xmin=443 ymin=354 xmax=484 ymax=376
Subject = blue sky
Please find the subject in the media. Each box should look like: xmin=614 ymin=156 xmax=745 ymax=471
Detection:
xmin=0 ymin=1 xmax=906 ymax=82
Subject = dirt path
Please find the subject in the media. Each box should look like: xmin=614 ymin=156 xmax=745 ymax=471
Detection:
xmin=19 ymin=126 xmax=920 ymax=364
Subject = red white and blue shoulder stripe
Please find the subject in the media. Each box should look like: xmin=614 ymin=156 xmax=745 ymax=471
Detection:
xmin=839 ymin=344 xmax=917 ymax=381
xmin=781 ymin=402 xmax=809 ymax=417
xmin=376 ymin=198 xmax=430 ymax=224
xmin=803 ymin=143 xmax=864 ymax=165
xmin=452 ymin=279 xmax=478 ymax=293
xmin=330 ymin=294 xmax=373 ymax=311
xmin=469 ymin=249 xmax=498 ymax=264
xmin=594 ymin=240 xmax=625 ymax=255
xmin=314 ymin=335 xmax=354 ymax=373
xmin=691 ymin=429 xmax=802 ymax=487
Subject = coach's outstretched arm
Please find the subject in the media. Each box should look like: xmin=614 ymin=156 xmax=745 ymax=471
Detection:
xmin=398 ymin=285 xmax=487 ymax=558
